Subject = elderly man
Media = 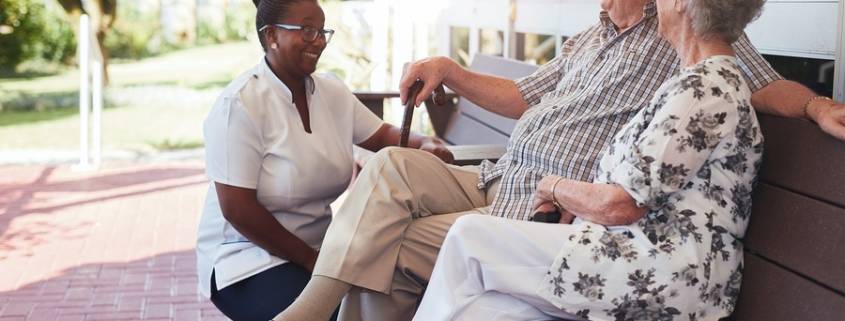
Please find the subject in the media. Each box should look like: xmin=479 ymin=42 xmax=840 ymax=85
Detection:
xmin=273 ymin=1 xmax=845 ymax=321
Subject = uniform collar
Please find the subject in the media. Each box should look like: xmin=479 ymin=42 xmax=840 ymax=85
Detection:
xmin=258 ymin=57 xmax=316 ymax=103
xmin=599 ymin=1 xmax=657 ymax=30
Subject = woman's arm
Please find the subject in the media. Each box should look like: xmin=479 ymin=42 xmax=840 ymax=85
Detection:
xmin=533 ymin=175 xmax=647 ymax=226
xmin=214 ymin=183 xmax=318 ymax=271
xmin=357 ymin=123 xmax=454 ymax=163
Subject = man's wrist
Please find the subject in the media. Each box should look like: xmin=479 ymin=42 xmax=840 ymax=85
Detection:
xmin=804 ymin=95 xmax=834 ymax=122
xmin=441 ymin=56 xmax=460 ymax=86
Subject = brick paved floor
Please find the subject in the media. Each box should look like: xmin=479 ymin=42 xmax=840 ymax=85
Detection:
xmin=0 ymin=160 xmax=229 ymax=321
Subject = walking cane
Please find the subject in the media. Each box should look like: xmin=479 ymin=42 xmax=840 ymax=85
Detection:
xmin=399 ymin=81 xmax=448 ymax=147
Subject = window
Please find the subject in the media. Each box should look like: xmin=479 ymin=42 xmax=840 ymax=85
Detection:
xmin=449 ymin=26 xmax=471 ymax=67
xmin=764 ymin=55 xmax=835 ymax=98
xmin=479 ymin=29 xmax=504 ymax=57
xmin=515 ymin=32 xmax=556 ymax=65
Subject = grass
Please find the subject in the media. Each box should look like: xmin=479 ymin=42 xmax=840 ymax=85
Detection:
xmin=147 ymin=138 xmax=205 ymax=151
xmin=0 ymin=42 xmax=262 ymax=94
xmin=0 ymin=41 xmax=262 ymax=154
xmin=0 ymin=108 xmax=78 ymax=127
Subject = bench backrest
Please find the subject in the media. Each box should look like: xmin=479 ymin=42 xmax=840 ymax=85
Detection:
xmin=731 ymin=114 xmax=845 ymax=320
xmin=433 ymin=54 xmax=538 ymax=145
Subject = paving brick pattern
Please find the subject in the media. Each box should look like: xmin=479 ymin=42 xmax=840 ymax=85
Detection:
xmin=0 ymin=160 xmax=229 ymax=320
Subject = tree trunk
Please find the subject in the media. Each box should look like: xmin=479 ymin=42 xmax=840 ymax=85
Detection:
xmin=57 ymin=0 xmax=115 ymax=86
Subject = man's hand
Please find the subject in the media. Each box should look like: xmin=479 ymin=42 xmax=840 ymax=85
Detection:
xmin=419 ymin=136 xmax=454 ymax=164
xmin=400 ymin=57 xmax=458 ymax=107
xmin=809 ymin=99 xmax=845 ymax=141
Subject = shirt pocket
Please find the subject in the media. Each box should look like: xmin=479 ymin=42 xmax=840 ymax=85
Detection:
xmin=611 ymin=49 xmax=645 ymax=80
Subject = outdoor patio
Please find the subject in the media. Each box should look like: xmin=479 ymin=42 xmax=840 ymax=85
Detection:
xmin=0 ymin=159 xmax=227 ymax=321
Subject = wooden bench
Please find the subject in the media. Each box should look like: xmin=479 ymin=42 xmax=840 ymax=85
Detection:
xmin=729 ymin=114 xmax=845 ymax=320
xmin=358 ymin=55 xmax=845 ymax=319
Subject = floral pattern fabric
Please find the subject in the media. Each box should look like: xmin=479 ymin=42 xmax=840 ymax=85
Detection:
xmin=540 ymin=56 xmax=763 ymax=321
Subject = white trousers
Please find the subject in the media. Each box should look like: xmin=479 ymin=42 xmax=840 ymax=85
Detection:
xmin=412 ymin=214 xmax=584 ymax=321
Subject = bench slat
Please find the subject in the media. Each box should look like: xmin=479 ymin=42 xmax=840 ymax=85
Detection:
xmin=732 ymin=253 xmax=845 ymax=321
xmin=442 ymin=114 xmax=510 ymax=146
xmin=757 ymin=114 xmax=845 ymax=208
xmin=746 ymin=183 xmax=845 ymax=294
xmin=453 ymin=55 xmax=539 ymax=135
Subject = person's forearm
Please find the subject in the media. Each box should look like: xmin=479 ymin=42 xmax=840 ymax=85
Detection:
xmin=223 ymin=201 xmax=318 ymax=270
xmin=539 ymin=177 xmax=645 ymax=225
xmin=358 ymin=123 xmax=438 ymax=150
xmin=443 ymin=63 xmax=528 ymax=119
xmin=751 ymin=79 xmax=817 ymax=119
xmin=752 ymin=79 xmax=845 ymax=141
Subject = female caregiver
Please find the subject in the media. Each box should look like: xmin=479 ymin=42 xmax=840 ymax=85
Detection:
xmin=196 ymin=1 xmax=453 ymax=320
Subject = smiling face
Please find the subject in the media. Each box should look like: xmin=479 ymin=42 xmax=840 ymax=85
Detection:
xmin=264 ymin=0 xmax=326 ymax=80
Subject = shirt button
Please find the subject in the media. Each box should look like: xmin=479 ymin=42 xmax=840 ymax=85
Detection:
xmin=511 ymin=159 xmax=518 ymax=165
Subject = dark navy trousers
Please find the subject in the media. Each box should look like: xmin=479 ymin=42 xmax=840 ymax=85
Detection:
xmin=209 ymin=263 xmax=338 ymax=321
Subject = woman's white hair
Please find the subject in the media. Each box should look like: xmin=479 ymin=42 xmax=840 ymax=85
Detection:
xmin=684 ymin=0 xmax=766 ymax=43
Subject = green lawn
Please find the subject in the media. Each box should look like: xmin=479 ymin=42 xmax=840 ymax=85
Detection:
xmin=0 ymin=41 xmax=262 ymax=153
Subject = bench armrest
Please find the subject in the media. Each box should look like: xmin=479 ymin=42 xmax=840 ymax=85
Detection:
xmin=354 ymin=91 xmax=400 ymax=119
xmin=447 ymin=144 xmax=506 ymax=166
xmin=353 ymin=144 xmax=505 ymax=169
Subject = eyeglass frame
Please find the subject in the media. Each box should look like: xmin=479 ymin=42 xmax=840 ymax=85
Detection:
xmin=259 ymin=23 xmax=335 ymax=43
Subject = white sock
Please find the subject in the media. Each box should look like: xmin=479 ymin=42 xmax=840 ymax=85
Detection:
xmin=273 ymin=276 xmax=351 ymax=321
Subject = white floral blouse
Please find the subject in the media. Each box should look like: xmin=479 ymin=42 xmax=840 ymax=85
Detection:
xmin=539 ymin=56 xmax=764 ymax=321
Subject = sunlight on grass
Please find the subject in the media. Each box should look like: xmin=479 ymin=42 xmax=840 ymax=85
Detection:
xmin=0 ymin=42 xmax=261 ymax=94
xmin=147 ymin=138 xmax=204 ymax=151
xmin=0 ymin=42 xmax=262 ymax=153
xmin=0 ymin=108 xmax=78 ymax=127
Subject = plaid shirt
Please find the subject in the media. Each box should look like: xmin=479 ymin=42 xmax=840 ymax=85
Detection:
xmin=481 ymin=1 xmax=782 ymax=220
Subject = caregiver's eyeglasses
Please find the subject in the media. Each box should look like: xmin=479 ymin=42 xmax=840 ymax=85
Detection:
xmin=259 ymin=24 xmax=335 ymax=43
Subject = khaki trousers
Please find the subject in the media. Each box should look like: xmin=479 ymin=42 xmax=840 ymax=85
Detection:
xmin=313 ymin=147 xmax=499 ymax=321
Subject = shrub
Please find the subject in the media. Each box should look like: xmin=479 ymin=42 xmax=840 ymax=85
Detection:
xmin=103 ymin=5 xmax=161 ymax=60
xmin=0 ymin=0 xmax=76 ymax=72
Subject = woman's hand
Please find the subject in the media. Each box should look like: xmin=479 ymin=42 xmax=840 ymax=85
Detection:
xmin=419 ymin=136 xmax=454 ymax=164
xmin=533 ymin=175 xmax=575 ymax=224
xmin=303 ymin=250 xmax=318 ymax=273
xmin=533 ymin=175 xmax=562 ymax=207
xmin=533 ymin=201 xmax=575 ymax=224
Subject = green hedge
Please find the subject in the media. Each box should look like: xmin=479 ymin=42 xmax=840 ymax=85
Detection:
xmin=0 ymin=0 xmax=76 ymax=73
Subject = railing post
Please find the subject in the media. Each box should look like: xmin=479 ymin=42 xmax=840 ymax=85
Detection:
xmin=75 ymin=13 xmax=103 ymax=171
xmin=75 ymin=14 xmax=91 ymax=170
xmin=834 ymin=0 xmax=845 ymax=102
xmin=92 ymin=60 xmax=103 ymax=166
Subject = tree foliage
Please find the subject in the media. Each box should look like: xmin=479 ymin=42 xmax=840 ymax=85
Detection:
xmin=0 ymin=0 xmax=76 ymax=72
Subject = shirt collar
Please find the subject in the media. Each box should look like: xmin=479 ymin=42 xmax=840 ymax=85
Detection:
xmin=599 ymin=1 xmax=657 ymax=30
xmin=258 ymin=57 xmax=316 ymax=103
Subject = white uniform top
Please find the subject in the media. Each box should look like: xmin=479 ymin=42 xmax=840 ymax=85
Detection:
xmin=196 ymin=58 xmax=384 ymax=297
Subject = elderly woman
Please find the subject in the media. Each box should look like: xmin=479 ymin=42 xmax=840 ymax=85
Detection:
xmin=197 ymin=0 xmax=452 ymax=320
xmin=411 ymin=0 xmax=765 ymax=320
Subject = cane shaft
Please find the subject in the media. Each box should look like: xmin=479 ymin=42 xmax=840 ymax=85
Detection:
xmin=399 ymin=82 xmax=422 ymax=147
